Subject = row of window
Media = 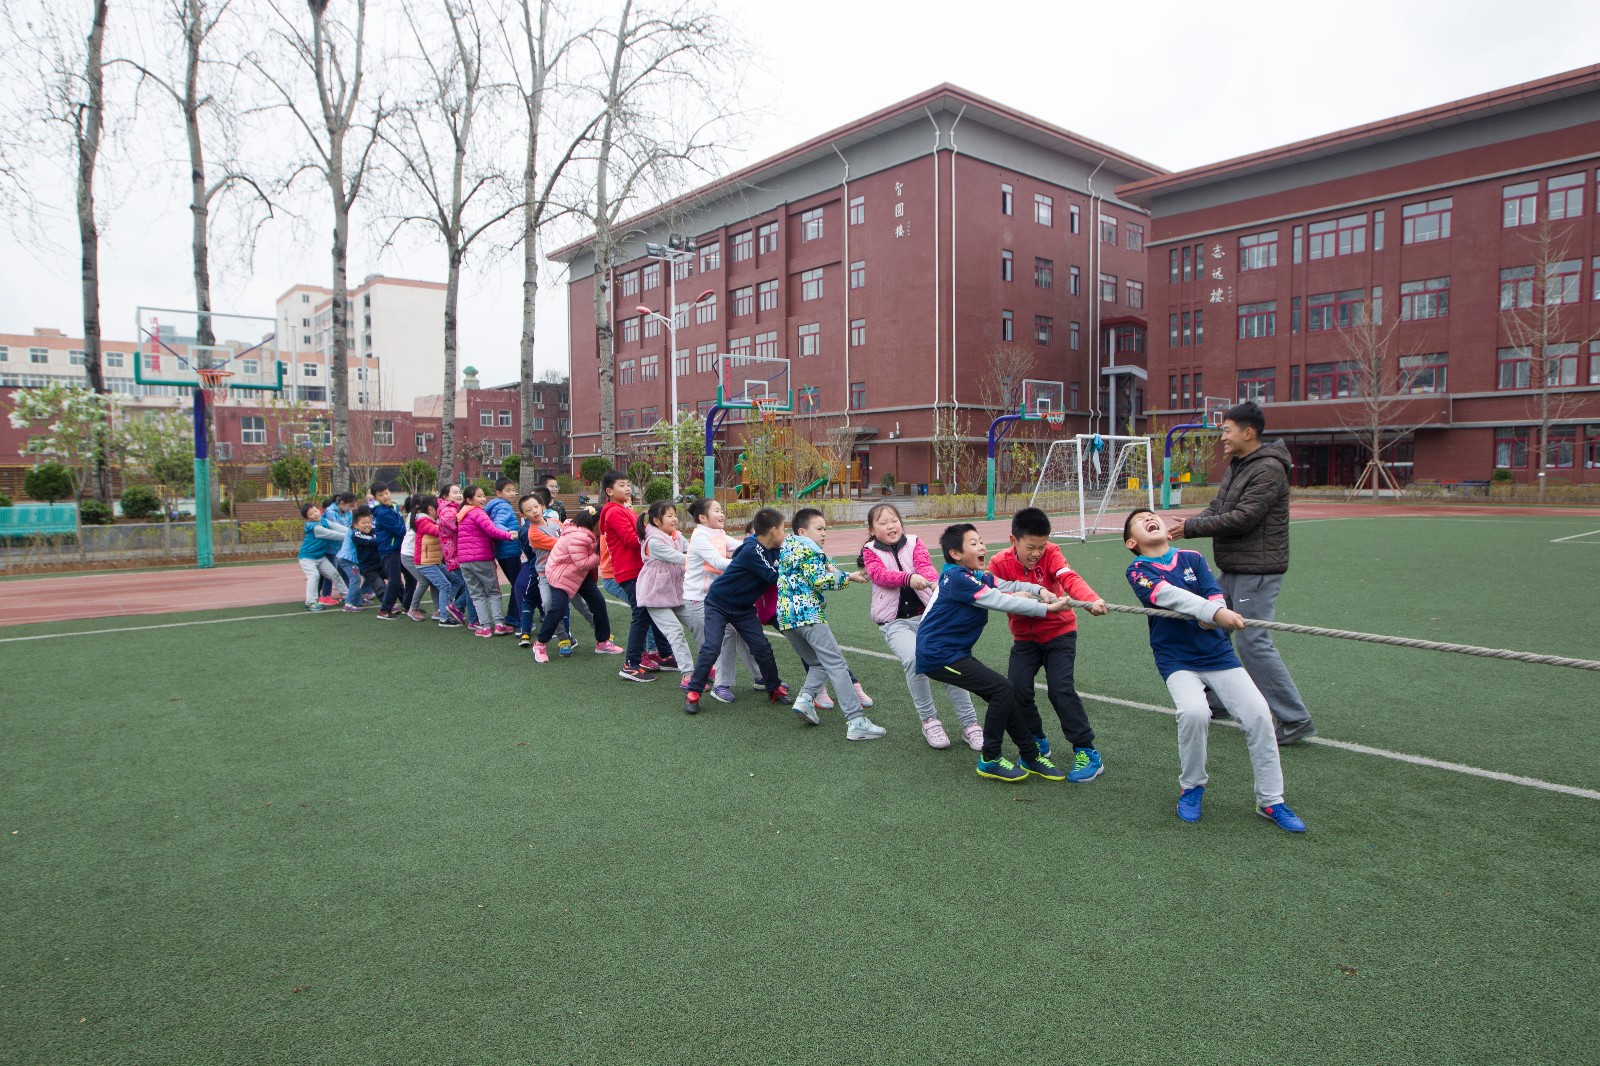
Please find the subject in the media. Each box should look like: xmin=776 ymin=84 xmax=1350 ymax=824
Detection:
xmin=616 ymin=263 xmax=874 ymax=343
xmin=1228 ymin=343 xmax=1600 ymax=404
xmin=999 ymin=311 xmax=1083 ymax=350
xmin=1218 ymin=172 xmax=1600 ymax=277
xmin=1494 ymin=424 xmax=1600 ymax=470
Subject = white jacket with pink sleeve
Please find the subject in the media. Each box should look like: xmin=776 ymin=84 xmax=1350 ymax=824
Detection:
xmin=859 ymin=534 xmax=938 ymax=625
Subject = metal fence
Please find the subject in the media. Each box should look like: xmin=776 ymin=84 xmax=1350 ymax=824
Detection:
xmin=0 ymin=520 xmax=300 ymax=571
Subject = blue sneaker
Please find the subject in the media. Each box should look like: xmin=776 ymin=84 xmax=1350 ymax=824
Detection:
xmin=1021 ymin=754 xmax=1066 ymax=781
xmin=557 ymin=637 xmax=575 ymax=657
xmin=1067 ymin=747 xmax=1104 ymax=783
xmin=1177 ymin=785 xmax=1204 ymax=822
xmin=976 ymin=757 xmax=1028 ymax=782
xmin=1033 ymin=735 xmax=1051 ymax=758
xmin=1257 ymin=803 xmax=1307 ymax=833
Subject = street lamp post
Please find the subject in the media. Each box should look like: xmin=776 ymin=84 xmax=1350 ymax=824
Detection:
xmin=639 ymin=233 xmax=712 ymax=499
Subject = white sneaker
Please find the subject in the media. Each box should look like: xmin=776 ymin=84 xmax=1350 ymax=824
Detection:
xmin=961 ymin=724 xmax=984 ymax=751
xmin=846 ymin=716 xmax=887 ymax=741
xmin=792 ymin=694 xmax=820 ymax=726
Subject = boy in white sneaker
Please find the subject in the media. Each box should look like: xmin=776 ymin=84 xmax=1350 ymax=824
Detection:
xmin=776 ymin=508 xmax=885 ymax=740
xmin=1123 ymin=509 xmax=1307 ymax=832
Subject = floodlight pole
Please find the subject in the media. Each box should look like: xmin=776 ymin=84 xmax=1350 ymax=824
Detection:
xmin=640 ymin=236 xmax=712 ymax=500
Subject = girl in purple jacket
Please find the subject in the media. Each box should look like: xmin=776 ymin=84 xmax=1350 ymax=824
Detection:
xmin=858 ymin=503 xmax=981 ymax=751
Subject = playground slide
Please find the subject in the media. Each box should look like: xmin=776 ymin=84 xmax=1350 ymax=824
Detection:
xmin=796 ymin=477 xmax=827 ymax=499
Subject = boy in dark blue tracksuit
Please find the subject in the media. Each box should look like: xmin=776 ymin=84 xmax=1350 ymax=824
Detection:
xmin=915 ymin=523 xmax=1075 ymax=782
xmin=370 ymin=482 xmax=408 ymax=616
xmin=486 ymin=477 xmax=528 ymax=630
xmin=681 ymin=507 xmax=792 ymax=714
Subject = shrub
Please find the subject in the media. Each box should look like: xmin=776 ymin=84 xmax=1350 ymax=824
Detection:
xmin=879 ymin=472 xmax=897 ymax=494
xmin=24 ymin=462 xmax=73 ymax=503
xmin=120 ymin=484 xmax=162 ymax=520
xmin=555 ymin=473 xmax=577 ymax=494
xmin=500 ymin=454 xmax=521 ymax=483
xmin=270 ymin=454 xmax=314 ymax=501
xmin=579 ymin=456 xmax=610 ymax=486
xmin=471 ymin=476 xmax=495 ymax=498
xmin=396 ymin=459 xmax=438 ymax=495
xmin=239 ymin=519 xmax=305 ymax=544
xmin=678 ymin=479 xmax=704 ymax=501
xmin=0 ymin=490 xmax=11 ymax=507
xmin=1491 ymin=468 xmax=1515 ymax=482
xmin=78 ymin=498 xmax=113 ymax=525
xmin=643 ymin=476 xmax=673 ymax=504
xmin=627 ymin=459 xmax=652 ymax=485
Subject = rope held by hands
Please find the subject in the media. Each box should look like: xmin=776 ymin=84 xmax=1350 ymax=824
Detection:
xmin=1065 ymin=599 xmax=1600 ymax=673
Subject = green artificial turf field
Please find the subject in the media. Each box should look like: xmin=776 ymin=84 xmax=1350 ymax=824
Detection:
xmin=3 ymin=513 xmax=1597 ymax=1064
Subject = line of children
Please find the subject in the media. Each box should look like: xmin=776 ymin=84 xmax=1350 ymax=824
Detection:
xmin=293 ymin=485 xmax=1309 ymax=833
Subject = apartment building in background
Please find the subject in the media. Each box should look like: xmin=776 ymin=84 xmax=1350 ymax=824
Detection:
xmin=1121 ymin=64 xmax=1600 ymax=488
xmin=552 ymin=85 xmax=1161 ymax=488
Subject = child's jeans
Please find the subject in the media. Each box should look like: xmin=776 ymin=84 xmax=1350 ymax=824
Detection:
xmin=879 ymin=616 xmax=977 ymax=727
xmin=416 ymin=564 xmax=455 ymax=619
xmin=1009 ymin=632 xmax=1094 ymax=748
xmin=619 ymin=578 xmax=672 ymax=668
xmin=337 ymin=559 xmax=364 ymax=606
xmin=783 ymin=624 xmax=863 ymax=720
xmin=688 ymin=602 xmax=781 ymax=695
xmin=445 ymin=567 xmax=477 ymax=624
xmin=514 ymin=563 xmax=540 ymax=635
xmin=378 ymin=551 xmax=407 ymax=613
xmin=604 ymin=577 xmax=658 ymax=655
xmin=400 ymin=555 xmax=428 ymax=612
xmin=537 ymin=575 xmax=610 ymax=645
xmin=1166 ymin=667 xmax=1283 ymax=808
xmin=298 ymin=556 xmax=345 ymax=605
xmin=931 ymin=656 xmax=1041 ymax=763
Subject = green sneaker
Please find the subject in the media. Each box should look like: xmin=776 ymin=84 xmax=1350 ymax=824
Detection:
xmin=976 ymin=756 xmax=1028 ymax=782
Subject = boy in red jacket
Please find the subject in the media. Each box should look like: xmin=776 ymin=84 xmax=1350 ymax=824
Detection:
xmin=598 ymin=470 xmax=673 ymax=682
xmin=987 ymin=507 xmax=1110 ymax=782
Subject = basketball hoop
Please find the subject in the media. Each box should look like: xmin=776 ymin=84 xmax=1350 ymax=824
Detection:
xmin=196 ymin=367 xmax=233 ymax=404
xmin=754 ymin=395 xmax=782 ymax=421
xmin=1044 ymin=411 xmax=1066 ymax=430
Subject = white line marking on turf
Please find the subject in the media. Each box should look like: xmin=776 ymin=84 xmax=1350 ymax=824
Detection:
xmin=836 ymin=642 xmax=1600 ymax=802
xmin=0 ymin=610 xmax=307 ymax=643
xmin=1550 ymin=528 xmax=1600 ymax=543
xmin=5 ymin=612 xmax=1595 ymax=802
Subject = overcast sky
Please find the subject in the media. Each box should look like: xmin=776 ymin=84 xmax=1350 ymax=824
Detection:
xmin=3 ymin=0 xmax=1598 ymax=393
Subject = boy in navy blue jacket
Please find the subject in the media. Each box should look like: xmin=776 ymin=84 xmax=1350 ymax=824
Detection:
xmin=682 ymin=507 xmax=792 ymax=714
xmin=348 ymin=506 xmax=387 ymax=614
xmin=1123 ymin=509 xmax=1306 ymax=832
xmin=370 ymin=482 xmax=408 ymax=617
xmin=915 ymin=523 xmax=1075 ymax=782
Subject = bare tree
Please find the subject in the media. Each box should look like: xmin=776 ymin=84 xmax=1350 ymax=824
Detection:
xmin=114 ymin=0 xmax=274 ymax=350
xmin=252 ymin=0 xmax=388 ymax=493
xmin=1335 ymin=302 xmax=1436 ymax=499
xmin=1502 ymin=218 xmax=1600 ymax=500
xmin=381 ymin=0 xmax=521 ymax=484
xmin=581 ymin=0 xmax=739 ymax=464
xmin=1 ymin=1 xmax=116 ymax=498
xmin=505 ymin=0 xmax=597 ymax=490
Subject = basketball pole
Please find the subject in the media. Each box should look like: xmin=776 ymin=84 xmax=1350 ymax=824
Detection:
xmin=192 ymin=383 xmax=214 ymax=568
xmin=1161 ymin=420 xmax=1208 ymax=510
xmin=985 ymin=413 xmax=1024 ymax=520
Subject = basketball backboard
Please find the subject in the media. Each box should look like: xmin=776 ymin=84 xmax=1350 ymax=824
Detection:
xmin=1019 ymin=379 xmax=1066 ymax=420
xmin=717 ymin=353 xmax=793 ymax=411
xmin=1203 ymin=396 xmax=1231 ymax=428
xmin=134 ymin=306 xmax=285 ymax=393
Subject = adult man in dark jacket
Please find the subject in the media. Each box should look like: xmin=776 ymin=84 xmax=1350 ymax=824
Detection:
xmin=1168 ymin=402 xmax=1317 ymax=744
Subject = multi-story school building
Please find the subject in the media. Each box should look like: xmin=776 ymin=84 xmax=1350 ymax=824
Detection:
xmin=552 ymin=85 xmax=1162 ymax=490
xmin=1119 ymin=64 xmax=1600 ymax=489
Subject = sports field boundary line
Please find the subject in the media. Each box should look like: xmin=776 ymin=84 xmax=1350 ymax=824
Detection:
xmin=1550 ymin=528 xmax=1600 ymax=543
xmin=4 ymin=610 xmax=1595 ymax=802
xmin=835 ymin=643 xmax=1600 ymax=802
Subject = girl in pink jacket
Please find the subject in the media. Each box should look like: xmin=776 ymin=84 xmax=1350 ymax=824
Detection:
xmin=436 ymin=484 xmax=473 ymax=626
xmin=455 ymin=486 xmax=518 ymax=637
xmin=534 ymin=506 xmax=621 ymax=662
xmin=857 ymin=503 xmax=981 ymax=751
xmin=636 ymin=501 xmax=697 ymax=687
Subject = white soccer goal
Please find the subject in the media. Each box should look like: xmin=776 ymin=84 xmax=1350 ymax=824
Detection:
xmin=1030 ymin=434 xmax=1155 ymax=540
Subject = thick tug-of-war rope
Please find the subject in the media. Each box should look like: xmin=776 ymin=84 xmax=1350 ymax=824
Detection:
xmin=1064 ymin=599 xmax=1600 ymax=673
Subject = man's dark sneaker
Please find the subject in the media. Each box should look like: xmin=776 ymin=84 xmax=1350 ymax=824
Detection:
xmin=1275 ymin=720 xmax=1318 ymax=745
xmin=683 ymin=690 xmax=702 ymax=715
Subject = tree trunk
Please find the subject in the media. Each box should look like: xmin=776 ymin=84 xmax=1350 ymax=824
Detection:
xmin=440 ymin=244 xmax=462 ymax=483
xmin=330 ymin=190 xmax=352 ymax=492
xmin=185 ymin=0 xmax=220 ymax=520
xmin=78 ymin=0 xmax=110 ymax=501
xmin=593 ymin=229 xmax=615 ymax=465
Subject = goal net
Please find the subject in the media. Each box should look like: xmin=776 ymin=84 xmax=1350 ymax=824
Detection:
xmin=1030 ymin=434 xmax=1155 ymax=540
